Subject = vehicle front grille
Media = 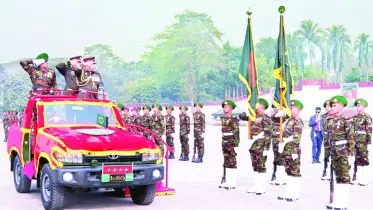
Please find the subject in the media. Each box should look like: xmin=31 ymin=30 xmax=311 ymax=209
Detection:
xmin=83 ymin=154 xmax=142 ymax=164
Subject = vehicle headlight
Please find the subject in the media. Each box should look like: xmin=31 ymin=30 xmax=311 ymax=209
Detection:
xmin=54 ymin=151 xmax=83 ymax=163
xmin=142 ymin=152 xmax=161 ymax=161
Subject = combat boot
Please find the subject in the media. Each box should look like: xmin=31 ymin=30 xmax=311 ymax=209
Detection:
xmin=168 ymin=153 xmax=175 ymax=159
xmin=194 ymin=155 xmax=203 ymax=163
xmin=179 ymin=154 xmax=184 ymax=161
xmin=181 ymin=155 xmax=189 ymax=161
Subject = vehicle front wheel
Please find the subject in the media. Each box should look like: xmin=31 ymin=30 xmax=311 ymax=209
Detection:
xmin=40 ymin=164 xmax=65 ymax=210
xmin=13 ymin=155 xmax=31 ymax=193
xmin=130 ymin=184 xmax=156 ymax=205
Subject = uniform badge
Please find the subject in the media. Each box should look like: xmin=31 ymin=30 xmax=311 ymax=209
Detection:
xmin=333 ymin=98 xmax=338 ymax=103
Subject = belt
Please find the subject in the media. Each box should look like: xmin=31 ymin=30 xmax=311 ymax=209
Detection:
xmin=332 ymin=140 xmax=348 ymax=146
xmin=324 ymin=131 xmax=328 ymax=135
xmin=357 ymin=131 xmax=367 ymax=135
xmin=222 ymin=132 xmax=234 ymax=137
xmin=253 ymin=135 xmax=264 ymax=140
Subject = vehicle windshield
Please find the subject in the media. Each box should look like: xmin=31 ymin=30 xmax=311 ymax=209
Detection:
xmin=44 ymin=103 xmax=117 ymax=126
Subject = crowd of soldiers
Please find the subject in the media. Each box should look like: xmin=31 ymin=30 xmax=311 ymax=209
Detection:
xmin=218 ymin=95 xmax=372 ymax=210
xmin=115 ymin=102 xmax=206 ymax=163
xmin=2 ymin=109 xmax=25 ymax=142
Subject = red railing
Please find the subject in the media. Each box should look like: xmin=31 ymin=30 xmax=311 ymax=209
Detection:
xmin=31 ymin=88 xmax=110 ymax=100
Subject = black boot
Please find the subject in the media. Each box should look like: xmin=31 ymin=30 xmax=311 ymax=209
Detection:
xmin=194 ymin=155 xmax=203 ymax=163
xmin=179 ymin=154 xmax=184 ymax=161
xmin=168 ymin=153 xmax=174 ymax=159
xmin=181 ymin=155 xmax=189 ymax=161
xmin=271 ymin=163 xmax=277 ymax=181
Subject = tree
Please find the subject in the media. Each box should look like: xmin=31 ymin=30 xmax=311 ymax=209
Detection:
xmin=354 ymin=33 xmax=370 ymax=80
xmin=297 ymin=20 xmax=321 ymax=65
xmin=255 ymin=37 xmax=276 ymax=62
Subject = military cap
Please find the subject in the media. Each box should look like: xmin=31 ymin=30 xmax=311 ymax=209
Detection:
xmin=354 ymin=98 xmax=368 ymax=107
xmin=131 ymin=106 xmax=141 ymax=112
xmin=124 ymin=107 xmax=130 ymax=111
xmin=70 ymin=56 xmax=82 ymax=61
xmin=323 ymin=100 xmax=331 ymax=108
xmin=83 ymin=57 xmax=96 ymax=64
xmin=152 ymin=103 xmax=162 ymax=110
xmin=329 ymin=95 xmax=348 ymax=107
xmin=291 ymin=100 xmax=304 ymax=110
xmin=166 ymin=105 xmax=174 ymax=111
xmin=36 ymin=53 xmax=49 ymax=61
xmin=258 ymin=98 xmax=269 ymax=109
xmin=221 ymin=100 xmax=236 ymax=109
xmin=179 ymin=105 xmax=188 ymax=111
xmin=142 ymin=105 xmax=151 ymax=110
xmin=194 ymin=102 xmax=203 ymax=108
xmin=117 ymin=103 xmax=124 ymax=110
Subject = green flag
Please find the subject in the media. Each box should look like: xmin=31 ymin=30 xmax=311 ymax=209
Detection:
xmin=238 ymin=13 xmax=260 ymax=121
xmin=273 ymin=11 xmax=294 ymax=118
xmin=97 ymin=114 xmax=109 ymax=128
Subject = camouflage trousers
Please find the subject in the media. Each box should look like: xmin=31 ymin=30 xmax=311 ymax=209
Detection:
xmin=283 ymin=142 xmax=301 ymax=177
xmin=152 ymin=131 xmax=164 ymax=156
xmin=194 ymin=132 xmax=205 ymax=156
xmin=355 ymin=138 xmax=369 ymax=166
xmin=331 ymin=144 xmax=350 ymax=184
xmin=222 ymin=144 xmax=237 ymax=169
xmin=323 ymin=137 xmax=331 ymax=160
xmin=4 ymin=124 xmax=9 ymax=139
xmin=272 ymin=135 xmax=285 ymax=166
xmin=249 ymin=139 xmax=267 ymax=173
xmin=166 ymin=132 xmax=175 ymax=154
xmin=180 ymin=133 xmax=190 ymax=155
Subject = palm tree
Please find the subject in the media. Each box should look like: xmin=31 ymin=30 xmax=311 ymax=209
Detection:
xmin=286 ymin=32 xmax=302 ymax=71
xmin=296 ymin=20 xmax=321 ymax=65
xmin=354 ymin=33 xmax=370 ymax=80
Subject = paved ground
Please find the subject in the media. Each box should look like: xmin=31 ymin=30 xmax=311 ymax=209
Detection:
xmin=0 ymin=124 xmax=372 ymax=210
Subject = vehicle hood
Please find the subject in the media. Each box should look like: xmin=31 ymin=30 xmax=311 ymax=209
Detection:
xmin=42 ymin=127 xmax=158 ymax=151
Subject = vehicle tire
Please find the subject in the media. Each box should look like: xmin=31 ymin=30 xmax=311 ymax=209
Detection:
xmin=13 ymin=155 xmax=31 ymax=193
xmin=40 ymin=164 xmax=65 ymax=210
xmin=130 ymin=184 xmax=156 ymax=205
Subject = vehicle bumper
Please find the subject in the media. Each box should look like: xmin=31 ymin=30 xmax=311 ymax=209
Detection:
xmin=53 ymin=164 xmax=164 ymax=188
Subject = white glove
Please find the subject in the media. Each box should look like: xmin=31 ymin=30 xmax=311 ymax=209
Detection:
xmin=257 ymin=131 xmax=264 ymax=139
xmin=263 ymin=150 xmax=269 ymax=156
xmin=33 ymin=59 xmax=45 ymax=66
xmin=283 ymin=136 xmax=293 ymax=143
xmin=275 ymin=110 xmax=285 ymax=118
xmin=291 ymin=154 xmax=298 ymax=160
xmin=348 ymin=156 xmax=355 ymax=166
xmin=278 ymin=143 xmax=285 ymax=153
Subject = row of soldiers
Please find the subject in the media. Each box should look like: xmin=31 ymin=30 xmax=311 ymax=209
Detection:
xmin=2 ymin=109 xmax=25 ymax=142
xmin=116 ymin=102 xmax=206 ymax=163
xmin=20 ymin=53 xmax=104 ymax=99
xmin=218 ymin=95 xmax=371 ymax=210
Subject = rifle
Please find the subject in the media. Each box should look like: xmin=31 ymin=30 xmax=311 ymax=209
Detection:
xmin=352 ymin=161 xmax=357 ymax=181
xmin=192 ymin=138 xmax=197 ymax=162
xmin=221 ymin=166 xmax=226 ymax=185
xmin=329 ymin=159 xmax=334 ymax=204
xmin=271 ymin=163 xmax=277 ymax=181
xmin=322 ymin=157 xmax=328 ymax=177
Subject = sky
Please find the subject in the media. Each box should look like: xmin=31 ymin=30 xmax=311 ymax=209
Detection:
xmin=0 ymin=0 xmax=372 ymax=63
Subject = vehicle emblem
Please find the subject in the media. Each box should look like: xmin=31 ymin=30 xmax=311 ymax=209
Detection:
xmin=108 ymin=153 xmax=119 ymax=160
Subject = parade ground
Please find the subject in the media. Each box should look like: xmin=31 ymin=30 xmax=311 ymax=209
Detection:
xmin=1 ymin=124 xmax=372 ymax=210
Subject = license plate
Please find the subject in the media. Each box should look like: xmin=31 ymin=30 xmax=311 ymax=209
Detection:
xmin=101 ymin=173 xmax=134 ymax=183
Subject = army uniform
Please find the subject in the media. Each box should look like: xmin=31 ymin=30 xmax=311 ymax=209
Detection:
xmin=219 ymin=100 xmax=240 ymax=190
xmin=56 ymin=56 xmax=83 ymax=95
xmin=326 ymin=95 xmax=355 ymax=210
xmin=165 ymin=105 xmax=176 ymax=159
xmin=140 ymin=105 xmax=152 ymax=138
xmin=122 ymin=107 xmax=132 ymax=124
xmin=278 ymin=100 xmax=304 ymax=202
xmin=240 ymin=98 xmax=272 ymax=194
xmin=193 ymin=102 xmax=206 ymax=163
xmin=20 ymin=53 xmax=57 ymax=98
xmin=131 ymin=106 xmax=142 ymax=126
xmin=351 ymin=99 xmax=372 ymax=186
xmin=18 ymin=110 xmax=25 ymax=127
xmin=3 ymin=111 xmax=9 ymax=142
xmin=77 ymin=57 xmax=104 ymax=99
xmin=151 ymin=104 xmax=166 ymax=156
xmin=321 ymin=100 xmax=333 ymax=181
xmin=179 ymin=106 xmax=191 ymax=161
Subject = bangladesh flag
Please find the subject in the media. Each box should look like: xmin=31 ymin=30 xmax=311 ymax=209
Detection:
xmin=273 ymin=13 xmax=294 ymax=118
xmin=238 ymin=14 xmax=260 ymax=121
xmin=97 ymin=114 xmax=109 ymax=128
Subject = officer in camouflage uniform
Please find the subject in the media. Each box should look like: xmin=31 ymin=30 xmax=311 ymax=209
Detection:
xmin=165 ymin=105 xmax=176 ymax=159
xmin=192 ymin=102 xmax=205 ymax=163
xmin=140 ymin=105 xmax=152 ymax=138
xmin=131 ymin=106 xmax=141 ymax=126
xmin=219 ymin=100 xmax=239 ymax=190
xmin=3 ymin=110 xmax=9 ymax=142
xmin=122 ymin=107 xmax=132 ymax=124
xmin=239 ymin=98 xmax=272 ymax=195
xmin=18 ymin=109 xmax=25 ymax=127
xmin=326 ymin=95 xmax=355 ymax=210
xmin=20 ymin=53 xmax=57 ymax=98
xmin=351 ymin=98 xmax=372 ymax=186
xmin=278 ymin=100 xmax=304 ymax=202
xmin=179 ymin=105 xmax=190 ymax=161
xmin=151 ymin=104 xmax=165 ymax=156
xmin=270 ymin=104 xmax=288 ymax=185
xmin=321 ymin=100 xmax=333 ymax=181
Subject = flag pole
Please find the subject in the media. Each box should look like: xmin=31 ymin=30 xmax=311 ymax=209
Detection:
xmin=247 ymin=8 xmax=253 ymax=140
xmin=279 ymin=7 xmax=285 ymax=144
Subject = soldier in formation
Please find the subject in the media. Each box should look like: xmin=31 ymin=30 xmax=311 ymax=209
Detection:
xmin=131 ymin=106 xmax=141 ymax=126
xmin=321 ymin=100 xmax=333 ymax=181
xmin=351 ymin=98 xmax=372 ymax=186
xmin=278 ymin=100 xmax=304 ymax=202
xmin=179 ymin=105 xmax=190 ymax=161
xmin=151 ymin=104 xmax=165 ymax=156
xmin=122 ymin=106 xmax=132 ymax=124
xmin=165 ymin=105 xmax=176 ymax=159
xmin=18 ymin=108 xmax=25 ymax=127
xmin=326 ymin=95 xmax=355 ymax=210
xmin=3 ymin=110 xmax=9 ymax=142
xmin=140 ymin=105 xmax=152 ymax=138
xmin=219 ymin=100 xmax=239 ymax=190
xmin=20 ymin=53 xmax=57 ymax=97
xmin=239 ymin=98 xmax=272 ymax=195
xmin=192 ymin=102 xmax=205 ymax=163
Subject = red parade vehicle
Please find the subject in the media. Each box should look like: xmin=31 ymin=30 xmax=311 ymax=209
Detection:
xmin=6 ymin=89 xmax=175 ymax=210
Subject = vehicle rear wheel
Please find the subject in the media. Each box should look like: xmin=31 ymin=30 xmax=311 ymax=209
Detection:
xmin=13 ymin=155 xmax=31 ymax=193
xmin=130 ymin=184 xmax=156 ymax=205
xmin=40 ymin=164 xmax=65 ymax=210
